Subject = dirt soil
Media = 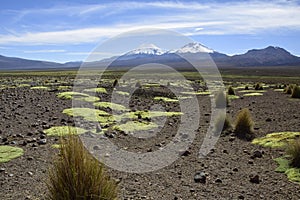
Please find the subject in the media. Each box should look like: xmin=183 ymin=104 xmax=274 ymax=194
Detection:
xmin=0 ymin=76 xmax=300 ymax=200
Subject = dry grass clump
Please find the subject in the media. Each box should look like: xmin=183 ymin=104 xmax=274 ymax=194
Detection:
xmin=286 ymin=138 xmax=300 ymax=168
xmin=215 ymin=90 xmax=229 ymax=108
xmin=254 ymin=83 xmax=263 ymax=90
xmin=47 ymin=134 xmax=118 ymax=200
xmin=291 ymin=85 xmax=300 ymax=99
xmin=227 ymin=86 xmax=235 ymax=95
xmin=284 ymin=84 xmax=295 ymax=94
xmin=214 ymin=113 xmax=232 ymax=134
xmin=234 ymin=108 xmax=254 ymax=140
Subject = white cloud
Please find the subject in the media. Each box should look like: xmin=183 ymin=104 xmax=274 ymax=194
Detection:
xmin=0 ymin=1 xmax=300 ymax=45
xmin=24 ymin=49 xmax=66 ymax=53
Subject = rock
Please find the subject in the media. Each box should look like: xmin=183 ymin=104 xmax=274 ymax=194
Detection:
xmin=0 ymin=168 xmax=5 ymax=172
xmin=249 ymin=174 xmax=260 ymax=184
xmin=223 ymin=149 xmax=228 ymax=154
xmin=104 ymin=132 xmax=114 ymax=138
xmin=248 ymin=160 xmax=254 ymax=164
xmin=266 ymin=118 xmax=272 ymax=122
xmin=215 ymin=178 xmax=222 ymax=183
xmin=27 ymin=157 xmax=34 ymax=161
xmin=194 ymin=171 xmax=206 ymax=184
xmin=37 ymin=139 xmax=47 ymax=145
xmin=96 ymin=124 xmax=102 ymax=133
xmin=252 ymin=150 xmax=263 ymax=159
xmin=180 ymin=150 xmax=191 ymax=157
xmin=233 ymin=168 xmax=238 ymax=172
xmin=238 ymin=195 xmax=245 ymax=199
xmin=27 ymin=171 xmax=33 ymax=176
xmin=93 ymin=145 xmax=100 ymax=150
xmin=229 ymin=136 xmax=235 ymax=142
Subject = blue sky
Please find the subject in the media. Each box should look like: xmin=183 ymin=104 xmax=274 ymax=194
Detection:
xmin=0 ymin=0 xmax=300 ymax=63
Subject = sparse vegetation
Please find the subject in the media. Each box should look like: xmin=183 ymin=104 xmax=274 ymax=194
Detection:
xmin=215 ymin=90 xmax=228 ymax=108
xmin=214 ymin=113 xmax=232 ymax=134
xmin=234 ymin=108 xmax=254 ymax=140
xmin=227 ymin=86 xmax=235 ymax=95
xmin=0 ymin=146 xmax=24 ymax=163
xmin=291 ymin=85 xmax=300 ymax=98
xmin=47 ymin=134 xmax=118 ymax=200
xmin=285 ymin=84 xmax=295 ymax=94
xmin=254 ymin=83 xmax=263 ymax=90
xmin=286 ymin=138 xmax=300 ymax=168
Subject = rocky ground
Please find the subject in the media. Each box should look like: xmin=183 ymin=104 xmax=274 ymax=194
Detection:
xmin=0 ymin=75 xmax=300 ymax=200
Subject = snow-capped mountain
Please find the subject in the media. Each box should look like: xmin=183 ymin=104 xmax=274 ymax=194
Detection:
xmin=124 ymin=43 xmax=165 ymax=56
xmin=169 ymin=42 xmax=214 ymax=54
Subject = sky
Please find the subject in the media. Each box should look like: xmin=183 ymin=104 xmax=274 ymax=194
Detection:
xmin=0 ymin=0 xmax=300 ymax=63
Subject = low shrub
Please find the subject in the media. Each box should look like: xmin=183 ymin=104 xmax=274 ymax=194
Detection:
xmin=254 ymin=83 xmax=263 ymax=90
xmin=234 ymin=108 xmax=254 ymax=140
xmin=227 ymin=86 xmax=235 ymax=95
xmin=291 ymin=85 xmax=300 ymax=98
xmin=215 ymin=90 xmax=229 ymax=108
xmin=214 ymin=113 xmax=232 ymax=134
xmin=284 ymin=84 xmax=294 ymax=94
xmin=286 ymin=138 xmax=300 ymax=168
xmin=47 ymin=134 xmax=118 ymax=200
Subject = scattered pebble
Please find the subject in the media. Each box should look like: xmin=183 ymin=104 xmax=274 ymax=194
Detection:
xmin=194 ymin=171 xmax=206 ymax=184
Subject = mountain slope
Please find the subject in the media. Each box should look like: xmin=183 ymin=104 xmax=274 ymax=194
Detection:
xmin=230 ymin=46 xmax=300 ymax=66
xmin=1 ymin=44 xmax=300 ymax=70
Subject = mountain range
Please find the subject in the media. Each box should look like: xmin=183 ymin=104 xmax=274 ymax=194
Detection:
xmin=1 ymin=43 xmax=300 ymax=70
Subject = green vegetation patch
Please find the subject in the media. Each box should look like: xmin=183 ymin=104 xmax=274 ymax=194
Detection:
xmin=17 ymin=84 xmax=31 ymax=87
xmin=121 ymin=110 xmax=183 ymax=120
xmin=243 ymin=93 xmax=263 ymax=97
xmin=44 ymin=126 xmax=92 ymax=136
xmin=274 ymin=89 xmax=285 ymax=92
xmin=143 ymin=83 xmax=161 ymax=88
xmin=83 ymin=87 xmax=107 ymax=94
xmin=275 ymin=157 xmax=300 ymax=183
xmin=57 ymin=92 xmax=100 ymax=102
xmin=57 ymin=92 xmax=89 ymax=100
xmin=30 ymin=86 xmax=49 ymax=90
xmin=0 ymin=146 xmax=24 ymax=163
xmin=228 ymin=95 xmax=240 ymax=100
xmin=93 ymin=102 xmax=129 ymax=111
xmin=154 ymin=97 xmax=179 ymax=102
xmin=113 ymin=121 xmax=158 ymax=133
xmin=115 ymin=91 xmax=130 ymax=96
xmin=81 ymin=96 xmax=100 ymax=102
xmin=57 ymin=86 xmax=72 ymax=90
xmin=62 ymin=108 xmax=115 ymax=125
xmin=252 ymin=132 xmax=300 ymax=148
xmin=238 ymin=90 xmax=265 ymax=93
xmin=181 ymin=91 xmax=211 ymax=95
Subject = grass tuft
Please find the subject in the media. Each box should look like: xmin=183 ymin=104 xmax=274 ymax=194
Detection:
xmin=286 ymin=138 xmax=300 ymax=168
xmin=234 ymin=108 xmax=254 ymax=140
xmin=214 ymin=113 xmax=232 ymax=134
xmin=285 ymin=84 xmax=295 ymax=95
xmin=47 ymin=134 xmax=118 ymax=200
xmin=254 ymin=83 xmax=263 ymax=90
xmin=215 ymin=90 xmax=228 ymax=108
xmin=227 ymin=86 xmax=235 ymax=95
xmin=291 ymin=85 xmax=300 ymax=99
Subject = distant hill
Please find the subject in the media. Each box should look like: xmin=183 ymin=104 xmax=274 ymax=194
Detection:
xmin=1 ymin=44 xmax=300 ymax=70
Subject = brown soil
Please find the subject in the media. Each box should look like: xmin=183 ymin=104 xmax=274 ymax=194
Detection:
xmin=0 ymin=75 xmax=300 ymax=200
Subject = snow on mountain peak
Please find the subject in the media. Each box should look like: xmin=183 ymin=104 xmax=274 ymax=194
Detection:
xmin=125 ymin=43 xmax=165 ymax=56
xmin=170 ymin=42 xmax=214 ymax=54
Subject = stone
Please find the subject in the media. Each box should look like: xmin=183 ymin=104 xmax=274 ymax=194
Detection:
xmin=249 ymin=174 xmax=260 ymax=184
xmin=37 ymin=139 xmax=47 ymax=145
xmin=252 ymin=150 xmax=263 ymax=159
xmin=194 ymin=171 xmax=206 ymax=184
xmin=215 ymin=178 xmax=222 ymax=183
